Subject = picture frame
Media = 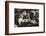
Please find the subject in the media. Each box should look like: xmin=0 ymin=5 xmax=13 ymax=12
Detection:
xmin=5 ymin=1 xmax=45 ymax=35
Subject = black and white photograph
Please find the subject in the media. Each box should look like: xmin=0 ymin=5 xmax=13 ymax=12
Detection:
xmin=5 ymin=1 xmax=45 ymax=35
xmin=14 ymin=8 xmax=39 ymax=27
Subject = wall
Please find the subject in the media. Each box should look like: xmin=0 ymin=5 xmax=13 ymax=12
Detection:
xmin=0 ymin=0 xmax=46 ymax=36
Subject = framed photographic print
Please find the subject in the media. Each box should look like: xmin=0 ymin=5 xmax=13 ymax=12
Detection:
xmin=5 ymin=1 xmax=45 ymax=35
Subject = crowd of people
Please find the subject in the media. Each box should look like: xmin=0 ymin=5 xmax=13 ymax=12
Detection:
xmin=15 ymin=9 xmax=39 ymax=27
